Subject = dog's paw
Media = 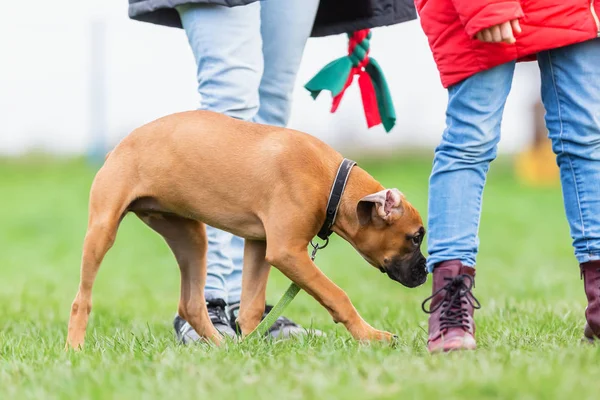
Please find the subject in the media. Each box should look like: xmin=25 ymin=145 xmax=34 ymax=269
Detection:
xmin=352 ymin=324 xmax=397 ymax=343
xmin=64 ymin=340 xmax=84 ymax=352
xmin=369 ymin=329 xmax=397 ymax=343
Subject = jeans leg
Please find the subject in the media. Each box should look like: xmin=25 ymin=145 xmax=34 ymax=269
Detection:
xmin=226 ymin=235 xmax=244 ymax=305
xmin=252 ymin=0 xmax=320 ymax=127
xmin=178 ymin=3 xmax=263 ymax=119
xmin=427 ymin=62 xmax=515 ymax=272
xmin=538 ymin=38 xmax=600 ymax=264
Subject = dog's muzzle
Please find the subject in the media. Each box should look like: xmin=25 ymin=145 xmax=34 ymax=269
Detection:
xmin=384 ymin=253 xmax=428 ymax=288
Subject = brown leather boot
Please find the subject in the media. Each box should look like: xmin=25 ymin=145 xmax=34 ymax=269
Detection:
xmin=581 ymin=260 xmax=600 ymax=342
xmin=422 ymin=260 xmax=480 ymax=353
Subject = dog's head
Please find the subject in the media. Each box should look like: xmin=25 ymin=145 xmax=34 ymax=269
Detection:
xmin=352 ymin=189 xmax=427 ymax=288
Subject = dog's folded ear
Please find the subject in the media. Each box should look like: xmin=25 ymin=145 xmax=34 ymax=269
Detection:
xmin=357 ymin=189 xmax=404 ymax=226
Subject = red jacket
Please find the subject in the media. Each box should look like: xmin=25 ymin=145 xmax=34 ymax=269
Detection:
xmin=416 ymin=0 xmax=600 ymax=88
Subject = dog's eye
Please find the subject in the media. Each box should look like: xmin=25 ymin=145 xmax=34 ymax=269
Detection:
xmin=411 ymin=235 xmax=420 ymax=246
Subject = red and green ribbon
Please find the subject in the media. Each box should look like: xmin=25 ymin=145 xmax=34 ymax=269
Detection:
xmin=304 ymin=29 xmax=396 ymax=133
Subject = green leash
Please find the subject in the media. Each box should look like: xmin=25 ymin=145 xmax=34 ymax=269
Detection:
xmin=246 ymin=239 xmax=328 ymax=339
xmin=246 ymin=282 xmax=301 ymax=339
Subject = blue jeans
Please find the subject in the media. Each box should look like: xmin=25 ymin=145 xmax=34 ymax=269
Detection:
xmin=176 ymin=0 xmax=319 ymax=303
xmin=427 ymin=38 xmax=600 ymax=272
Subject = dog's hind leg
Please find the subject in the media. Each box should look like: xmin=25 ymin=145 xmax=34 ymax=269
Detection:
xmin=66 ymin=170 xmax=131 ymax=350
xmin=237 ymin=239 xmax=270 ymax=335
xmin=135 ymin=212 xmax=221 ymax=344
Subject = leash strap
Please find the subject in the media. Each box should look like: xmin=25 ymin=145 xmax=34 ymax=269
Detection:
xmin=246 ymin=158 xmax=356 ymax=340
xmin=317 ymin=158 xmax=356 ymax=240
xmin=245 ymin=283 xmax=301 ymax=339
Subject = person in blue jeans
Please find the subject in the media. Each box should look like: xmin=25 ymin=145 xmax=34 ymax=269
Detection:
xmin=416 ymin=0 xmax=600 ymax=353
xmin=128 ymin=0 xmax=418 ymax=341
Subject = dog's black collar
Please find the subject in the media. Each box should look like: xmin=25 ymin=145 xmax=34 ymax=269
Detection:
xmin=317 ymin=158 xmax=356 ymax=240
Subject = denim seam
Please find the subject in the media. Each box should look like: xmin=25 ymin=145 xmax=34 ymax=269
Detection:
xmin=546 ymin=50 xmax=590 ymax=254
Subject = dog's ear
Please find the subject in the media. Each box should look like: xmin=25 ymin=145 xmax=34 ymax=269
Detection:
xmin=356 ymin=189 xmax=403 ymax=226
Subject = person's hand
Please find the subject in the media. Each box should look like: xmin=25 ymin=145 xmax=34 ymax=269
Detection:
xmin=475 ymin=20 xmax=522 ymax=44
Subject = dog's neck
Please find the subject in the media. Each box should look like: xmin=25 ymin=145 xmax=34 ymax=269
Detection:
xmin=331 ymin=167 xmax=383 ymax=245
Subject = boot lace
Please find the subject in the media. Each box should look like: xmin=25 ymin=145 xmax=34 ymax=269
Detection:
xmin=421 ymin=274 xmax=481 ymax=331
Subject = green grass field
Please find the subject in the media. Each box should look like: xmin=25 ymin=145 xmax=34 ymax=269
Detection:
xmin=1 ymin=155 xmax=598 ymax=399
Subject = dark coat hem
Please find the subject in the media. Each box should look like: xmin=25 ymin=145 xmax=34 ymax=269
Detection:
xmin=128 ymin=0 xmax=417 ymax=35
xmin=310 ymin=10 xmax=417 ymax=37
xmin=128 ymin=0 xmax=258 ymax=29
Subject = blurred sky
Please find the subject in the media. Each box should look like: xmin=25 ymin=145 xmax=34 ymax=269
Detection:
xmin=1 ymin=0 xmax=542 ymax=157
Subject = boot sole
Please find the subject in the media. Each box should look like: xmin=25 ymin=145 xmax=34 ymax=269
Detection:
xmin=428 ymin=336 xmax=477 ymax=353
xmin=583 ymin=323 xmax=599 ymax=344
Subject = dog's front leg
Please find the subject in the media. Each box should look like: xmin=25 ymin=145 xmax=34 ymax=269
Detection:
xmin=237 ymin=239 xmax=270 ymax=336
xmin=266 ymin=244 xmax=395 ymax=342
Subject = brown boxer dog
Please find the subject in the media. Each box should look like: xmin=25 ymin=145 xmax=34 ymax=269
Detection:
xmin=65 ymin=111 xmax=427 ymax=350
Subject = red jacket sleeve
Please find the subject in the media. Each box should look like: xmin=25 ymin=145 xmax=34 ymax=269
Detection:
xmin=451 ymin=0 xmax=524 ymax=37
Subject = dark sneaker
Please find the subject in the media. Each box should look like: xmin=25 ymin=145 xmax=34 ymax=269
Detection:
xmin=229 ymin=303 xmax=324 ymax=339
xmin=174 ymin=298 xmax=236 ymax=344
xmin=581 ymin=261 xmax=600 ymax=342
xmin=421 ymin=260 xmax=480 ymax=353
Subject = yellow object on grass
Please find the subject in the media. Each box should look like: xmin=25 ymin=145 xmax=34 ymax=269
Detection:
xmin=514 ymin=140 xmax=559 ymax=187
